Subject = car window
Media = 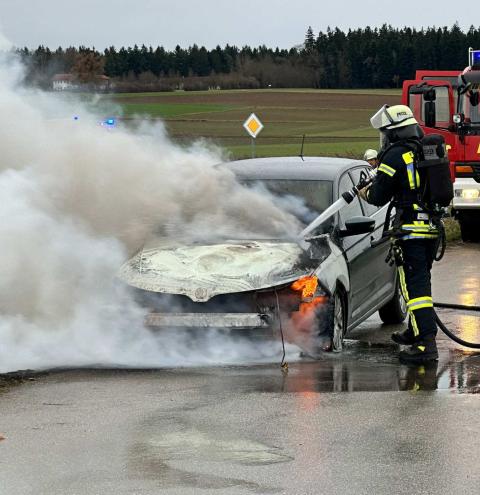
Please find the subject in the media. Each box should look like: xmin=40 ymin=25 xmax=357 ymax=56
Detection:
xmin=338 ymin=173 xmax=363 ymax=227
xmin=349 ymin=167 xmax=379 ymax=217
xmin=243 ymin=179 xmax=333 ymax=226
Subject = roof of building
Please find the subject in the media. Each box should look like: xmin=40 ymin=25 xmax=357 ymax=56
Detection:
xmin=52 ymin=73 xmax=74 ymax=81
xmin=52 ymin=74 xmax=110 ymax=82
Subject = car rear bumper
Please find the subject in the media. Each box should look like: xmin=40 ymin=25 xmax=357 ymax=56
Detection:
xmin=144 ymin=312 xmax=272 ymax=329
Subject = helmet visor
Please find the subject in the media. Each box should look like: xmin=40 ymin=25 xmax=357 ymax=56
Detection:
xmin=370 ymin=105 xmax=392 ymax=130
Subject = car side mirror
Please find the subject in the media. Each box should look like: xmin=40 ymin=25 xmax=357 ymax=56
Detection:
xmin=338 ymin=216 xmax=375 ymax=237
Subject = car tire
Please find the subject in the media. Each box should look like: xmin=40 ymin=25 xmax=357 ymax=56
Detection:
xmin=328 ymin=290 xmax=347 ymax=352
xmin=378 ymin=278 xmax=408 ymax=324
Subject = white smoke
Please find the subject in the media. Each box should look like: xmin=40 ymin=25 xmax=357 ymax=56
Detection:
xmin=0 ymin=50 xmax=301 ymax=373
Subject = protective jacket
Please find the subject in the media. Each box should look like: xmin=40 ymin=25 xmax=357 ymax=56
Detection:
xmin=366 ymin=139 xmax=438 ymax=343
xmin=366 ymin=141 xmax=438 ymax=240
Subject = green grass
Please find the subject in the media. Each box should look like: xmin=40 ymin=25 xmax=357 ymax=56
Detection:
xmin=444 ymin=217 xmax=461 ymax=242
xmin=120 ymin=102 xmax=236 ymax=118
xmin=226 ymin=140 xmax=378 ymax=159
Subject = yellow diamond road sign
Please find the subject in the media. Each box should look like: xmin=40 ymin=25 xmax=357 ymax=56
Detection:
xmin=243 ymin=113 xmax=264 ymax=138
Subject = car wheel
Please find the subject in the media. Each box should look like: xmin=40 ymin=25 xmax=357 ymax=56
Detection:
xmin=330 ymin=291 xmax=346 ymax=352
xmin=378 ymin=278 xmax=407 ymax=324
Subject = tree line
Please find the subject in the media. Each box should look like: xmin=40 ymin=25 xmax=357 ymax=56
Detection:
xmin=16 ymin=24 xmax=480 ymax=92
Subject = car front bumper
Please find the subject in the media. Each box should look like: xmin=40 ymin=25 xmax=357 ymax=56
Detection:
xmin=144 ymin=312 xmax=271 ymax=329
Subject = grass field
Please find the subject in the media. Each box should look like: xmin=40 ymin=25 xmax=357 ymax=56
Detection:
xmin=97 ymin=88 xmax=401 ymax=159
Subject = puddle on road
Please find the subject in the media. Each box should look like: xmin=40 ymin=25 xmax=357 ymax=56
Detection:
xmin=174 ymin=342 xmax=480 ymax=395
xmin=1 ymin=340 xmax=479 ymax=395
xmin=128 ymin=424 xmax=287 ymax=493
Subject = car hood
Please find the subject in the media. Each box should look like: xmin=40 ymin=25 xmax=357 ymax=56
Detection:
xmin=118 ymin=239 xmax=311 ymax=302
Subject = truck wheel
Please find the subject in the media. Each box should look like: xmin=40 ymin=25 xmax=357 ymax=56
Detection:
xmin=459 ymin=212 xmax=480 ymax=242
xmin=379 ymin=278 xmax=407 ymax=324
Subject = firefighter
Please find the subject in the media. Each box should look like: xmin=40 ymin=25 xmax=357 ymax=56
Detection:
xmin=359 ymin=104 xmax=439 ymax=363
xmin=363 ymin=148 xmax=379 ymax=169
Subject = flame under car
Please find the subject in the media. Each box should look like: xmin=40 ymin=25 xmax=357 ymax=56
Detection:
xmin=118 ymin=157 xmax=407 ymax=352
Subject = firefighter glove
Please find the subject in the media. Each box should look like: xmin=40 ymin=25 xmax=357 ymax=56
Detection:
xmin=358 ymin=185 xmax=371 ymax=201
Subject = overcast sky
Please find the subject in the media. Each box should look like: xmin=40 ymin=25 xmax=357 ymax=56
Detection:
xmin=0 ymin=0 xmax=473 ymax=50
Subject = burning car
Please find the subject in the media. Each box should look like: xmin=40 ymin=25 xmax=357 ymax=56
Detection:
xmin=118 ymin=157 xmax=407 ymax=352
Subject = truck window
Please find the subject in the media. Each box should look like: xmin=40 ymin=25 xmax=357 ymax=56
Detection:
xmin=421 ymin=76 xmax=459 ymax=111
xmin=409 ymin=86 xmax=450 ymax=127
xmin=460 ymin=89 xmax=480 ymax=124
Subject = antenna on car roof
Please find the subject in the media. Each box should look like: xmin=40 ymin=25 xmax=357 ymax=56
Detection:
xmin=299 ymin=134 xmax=306 ymax=161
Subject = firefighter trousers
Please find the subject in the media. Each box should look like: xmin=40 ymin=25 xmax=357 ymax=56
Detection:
xmin=397 ymin=239 xmax=438 ymax=340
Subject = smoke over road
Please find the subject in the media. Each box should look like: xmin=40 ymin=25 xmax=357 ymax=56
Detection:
xmin=0 ymin=48 xmax=301 ymax=373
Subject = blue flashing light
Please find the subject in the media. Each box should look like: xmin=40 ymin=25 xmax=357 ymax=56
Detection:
xmin=471 ymin=50 xmax=480 ymax=68
xmin=100 ymin=117 xmax=117 ymax=129
xmin=73 ymin=115 xmax=79 ymax=120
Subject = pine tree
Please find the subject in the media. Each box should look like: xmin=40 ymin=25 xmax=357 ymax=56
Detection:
xmin=305 ymin=26 xmax=316 ymax=52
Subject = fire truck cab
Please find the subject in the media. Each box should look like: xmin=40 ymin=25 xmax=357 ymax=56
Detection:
xmin=401 ymin=48 xmax=480 ymax=241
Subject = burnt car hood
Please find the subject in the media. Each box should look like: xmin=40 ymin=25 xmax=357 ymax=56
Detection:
xmin=118 ymin=239 xmax=310 ymax=302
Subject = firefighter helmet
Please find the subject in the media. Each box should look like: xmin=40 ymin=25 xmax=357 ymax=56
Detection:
xmin=370 ymin=104 xmax=418 ymax=130
xmin=363 ymin=149 xmax=378 ymax=161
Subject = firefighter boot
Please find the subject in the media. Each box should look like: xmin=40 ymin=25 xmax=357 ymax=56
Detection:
xmin=399 ymin=337 xmax=438 ymax=364
xmin=391 ymin=328 xmax=415 ymax=346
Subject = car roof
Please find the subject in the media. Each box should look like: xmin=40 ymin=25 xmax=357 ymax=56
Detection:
xmin=221 ymin=156 xmax=366 ymax=181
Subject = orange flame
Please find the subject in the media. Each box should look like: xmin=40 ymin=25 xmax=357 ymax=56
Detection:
xmin=288 ymin=275 xmax=327 ymax=335
xmin=291 ymin=275 xmax=318 ymax=299
xmin=290 ymin=296 xmax=328 ymax=334
xmin=297 ymin=296 xmax=328 ymax=315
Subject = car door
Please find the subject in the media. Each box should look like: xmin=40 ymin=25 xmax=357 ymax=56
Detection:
xmin=348 ymin=167 xmax=397 ymax=325
xmin=337 ymin=171 xmax=374 ymax=327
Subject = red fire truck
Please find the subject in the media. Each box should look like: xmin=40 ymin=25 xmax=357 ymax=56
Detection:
xmin=401 ymin=48 xmax=480 ymax=241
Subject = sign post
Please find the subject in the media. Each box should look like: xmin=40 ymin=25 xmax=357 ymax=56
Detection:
xmin=243 ymin=113 xmax=264 ymax=158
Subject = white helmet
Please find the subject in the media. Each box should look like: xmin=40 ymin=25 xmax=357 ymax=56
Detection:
xmin=363 ymin=149 xmax=378 ymax=161
xmin=370 ymin=104 xmax=418 ymax=130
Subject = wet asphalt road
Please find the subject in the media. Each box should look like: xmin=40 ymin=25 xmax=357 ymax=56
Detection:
xmin=1 ymin=242 xmax=479 ymax=495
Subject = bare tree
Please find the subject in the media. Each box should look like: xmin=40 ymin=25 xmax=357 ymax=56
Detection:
xmin=71 ymin=51 xmax=105 ymax=84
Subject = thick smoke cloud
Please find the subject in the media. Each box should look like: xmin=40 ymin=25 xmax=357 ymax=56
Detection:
xmin=0 ymin=51 xmax=300 ymax=373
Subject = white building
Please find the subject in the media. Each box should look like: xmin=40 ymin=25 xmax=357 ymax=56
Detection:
xmin=52 ymin=74 xmax=110 ymax=91
xmin=52 ymin=74 xmax=76 ymax=91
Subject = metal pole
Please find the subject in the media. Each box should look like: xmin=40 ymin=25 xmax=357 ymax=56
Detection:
xmin=251 ymin=137 xmax=256 ymax=158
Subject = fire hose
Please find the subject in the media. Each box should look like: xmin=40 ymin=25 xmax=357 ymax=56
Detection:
xmin=300 ymin=172 xmax=480 ymax=350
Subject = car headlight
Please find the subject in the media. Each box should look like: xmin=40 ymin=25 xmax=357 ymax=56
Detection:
xmin=458 ymin=189 xmax=480 ymax=199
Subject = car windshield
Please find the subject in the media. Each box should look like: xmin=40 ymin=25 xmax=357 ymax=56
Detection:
xmin=243 ymin=179 xmax=333 ymax=226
